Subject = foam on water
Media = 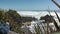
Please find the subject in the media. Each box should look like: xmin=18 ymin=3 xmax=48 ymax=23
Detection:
xmin=19 ymin=11 xmax=60 ymax=33
xmin=17 ymin=11 xmax=60 ymax=19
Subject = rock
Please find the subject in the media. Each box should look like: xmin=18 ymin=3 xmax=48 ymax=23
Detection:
xmin=8 ymin=31 xmax=19 ymax=34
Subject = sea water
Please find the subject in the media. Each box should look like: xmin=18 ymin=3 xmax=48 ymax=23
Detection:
xmin=18 ymin=10 xmax=60 ymax=34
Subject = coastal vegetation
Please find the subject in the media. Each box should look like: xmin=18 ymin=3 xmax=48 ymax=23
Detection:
xmin=0 ymin=9 xmax=60 ymax=34
xmin=0 ymin=9 xmax=37 ymax=34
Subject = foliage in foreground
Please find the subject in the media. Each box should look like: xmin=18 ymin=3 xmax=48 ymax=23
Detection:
xmin=0 ymin=9 xmax=37 ymax=34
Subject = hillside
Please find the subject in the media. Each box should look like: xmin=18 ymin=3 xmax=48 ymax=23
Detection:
xmin=0 ymin=9 xmax=37 ymax=34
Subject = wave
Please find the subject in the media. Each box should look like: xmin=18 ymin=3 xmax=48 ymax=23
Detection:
xmin=17 ymin=11 xmax=60 ymax=20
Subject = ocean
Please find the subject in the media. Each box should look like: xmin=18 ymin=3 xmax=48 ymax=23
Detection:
xmin=19 ymin=10 xmax=60 ymax=34
xmin=17 ymin=10 xmax=60 ymax=20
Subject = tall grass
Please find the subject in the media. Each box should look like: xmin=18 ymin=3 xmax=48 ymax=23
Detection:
xmin=34 ymin=23 xmax=51 ymax=34
xmin=34 ymin=24 xmax=43 ymax=34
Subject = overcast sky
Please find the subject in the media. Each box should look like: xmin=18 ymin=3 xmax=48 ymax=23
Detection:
xmin=0 ymin=0 xmax=60 ymax=10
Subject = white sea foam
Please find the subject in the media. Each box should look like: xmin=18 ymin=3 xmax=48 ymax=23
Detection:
xmin=18 ymin=11 xmax=60 ymax=33
xmin=17 ymin=11 xmax=60 ymax=27
xmin=17 ymin=11 xmax=60 ymax=20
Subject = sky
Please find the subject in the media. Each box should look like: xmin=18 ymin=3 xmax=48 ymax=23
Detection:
xmin=0 ymin=0 xmax=60 ymax=10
